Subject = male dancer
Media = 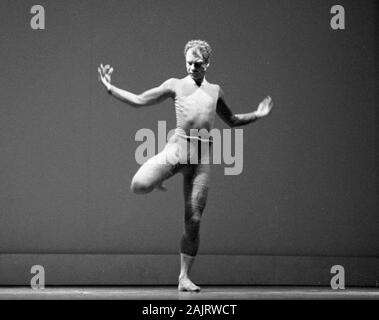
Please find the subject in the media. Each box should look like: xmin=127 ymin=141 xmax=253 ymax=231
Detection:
xmin=98 ymin=40 xmax=273 ymax=292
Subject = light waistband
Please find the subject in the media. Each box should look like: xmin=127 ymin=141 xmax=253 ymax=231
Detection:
xmin=175 ymin=133 xmax=213 ymax=143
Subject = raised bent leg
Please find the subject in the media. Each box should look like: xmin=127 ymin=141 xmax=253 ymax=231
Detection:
xmin=130 ymin=148 xmax=178 ymax=194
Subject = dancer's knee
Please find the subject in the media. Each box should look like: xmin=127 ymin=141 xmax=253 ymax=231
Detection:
xmin=185 ymin=214 xmax=202 ymax=237
xmin=130 ymin=177 xmax=154 ymax=194
xmin=188 ymin=213 xmax=202 ymax=225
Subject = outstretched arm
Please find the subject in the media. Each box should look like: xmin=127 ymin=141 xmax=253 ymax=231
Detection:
xmin=216 ymin=87 xmax=274 ymax=127
xmin=98 ymin=64 xmax=175 ymax=107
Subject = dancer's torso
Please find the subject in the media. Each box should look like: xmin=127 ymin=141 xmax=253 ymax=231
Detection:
xmin=172 ymin=76 xmax=220 ymax=138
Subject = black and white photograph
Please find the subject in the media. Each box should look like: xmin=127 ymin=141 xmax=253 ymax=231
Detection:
xmin=0 ymin=0 xmax=378 ymax=311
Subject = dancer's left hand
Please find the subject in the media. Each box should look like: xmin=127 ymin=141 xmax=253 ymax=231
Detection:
xmin=255 ymin=96 xmax=274 ymax=118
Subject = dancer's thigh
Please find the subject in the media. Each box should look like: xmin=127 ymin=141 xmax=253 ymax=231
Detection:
xmin=183 ymin=164 xmax=210 ymax=215
xmin=132 ymin=144 xmax=179 ymax=188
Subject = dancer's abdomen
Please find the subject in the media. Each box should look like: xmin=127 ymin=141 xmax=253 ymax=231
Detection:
xmin=175 ymin=93 xmax=216 ymax=135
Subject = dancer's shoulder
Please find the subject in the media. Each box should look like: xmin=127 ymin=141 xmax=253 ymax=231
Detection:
xmin=159 ymin=78 xmax=180 ymax=92
xmin=206 ymin=80 xmax=221 ymax=90
xmin=211 ymin=83 xmax=223 ymax=98
xmin=162 ymin=77 xmax=179 ymax=86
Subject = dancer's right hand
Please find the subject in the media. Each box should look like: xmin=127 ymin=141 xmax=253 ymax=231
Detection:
xmin=98 ymin=64 xmax=114 ymax=91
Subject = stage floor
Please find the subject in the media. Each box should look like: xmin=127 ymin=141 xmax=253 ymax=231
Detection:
xmin=0 ymin=286 xmax=378 ymax=300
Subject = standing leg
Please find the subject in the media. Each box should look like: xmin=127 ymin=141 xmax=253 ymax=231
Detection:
xmin=178 ymin=165 xmax=209 ymax=292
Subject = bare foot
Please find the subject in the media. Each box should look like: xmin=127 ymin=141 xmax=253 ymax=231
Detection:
xmin=178 ymin=277 xmax=201 ymax=292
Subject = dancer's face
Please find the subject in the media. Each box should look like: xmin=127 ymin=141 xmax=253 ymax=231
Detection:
xmin=185 ymin=48 xmax=209 ymax=82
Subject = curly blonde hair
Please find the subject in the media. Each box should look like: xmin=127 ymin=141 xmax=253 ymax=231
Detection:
xmin=184 ymin=40 xmax=212 ymax=64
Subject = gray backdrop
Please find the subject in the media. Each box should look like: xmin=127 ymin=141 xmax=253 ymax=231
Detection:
xmin=0 ymin=0 xmax=378 ymax=284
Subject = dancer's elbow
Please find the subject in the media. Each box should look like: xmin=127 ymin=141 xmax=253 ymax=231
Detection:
xmin=228 ymin=116 xmax=239 ymax=128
